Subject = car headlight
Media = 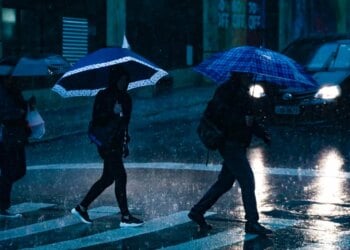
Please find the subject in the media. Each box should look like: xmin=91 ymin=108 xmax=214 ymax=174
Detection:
xmin=249 ymin=84 xmax=265 ymax=98
xmin=314 ymin=85 xmax=341 ymax=100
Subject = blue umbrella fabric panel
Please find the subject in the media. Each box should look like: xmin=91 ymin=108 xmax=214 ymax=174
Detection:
xmin=12 ymin=55 xmax=71 ymax=77
xmin=52 ymin=48 xmax=168 ymax=97
xmin=194 ymin=46 xmax=317 ymax=89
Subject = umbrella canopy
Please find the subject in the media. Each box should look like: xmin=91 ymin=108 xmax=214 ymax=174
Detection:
xmin=0 ymin=56 xmax=18 ymax=76
xmin=52 ymin=47 xmax=168 ymax=97
xmin=194 ymin=46 xmax=317 ymax=89
xmin=12 ymin=54 xmax=71 ymax=77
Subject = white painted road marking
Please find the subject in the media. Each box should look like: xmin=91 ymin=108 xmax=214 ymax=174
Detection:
xmin=0 ymin=206 xmax=347 ymax=249
xmin=24 ymin=211 xmax=215 ymax=250
xmin=8 ymin=202 xmax=55 ymax=214
xmin=27 ymin=162 xmax=350 ymax=179
xmin=0 ymin=206 xmax=118 ymax=241
xmin=162 ymin=217 xmax=301 ymax=250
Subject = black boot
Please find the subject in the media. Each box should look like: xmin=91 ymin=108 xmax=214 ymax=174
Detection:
xmin=188 ymin=210 xmax=212 ymax=230
xmin=245 ymin=221 xmax=273 ymax=236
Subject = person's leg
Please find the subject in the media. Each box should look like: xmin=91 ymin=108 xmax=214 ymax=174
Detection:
xmin=222 ymin=143 xmax=272 ymax=236
xmin=109 ymin=153 xmax=129 ymax=216
xmin=230 ymin=154 xmax=259 ymax=222
xmin=189 ymin=163 xmax=235 ymax=229
xmin=0 ymin=176 xmax=12 ymax=211
xmin=72 ymin=148 xmax=115 ymax=224
xmin=80 ymin=152 xmax=115 ymax=209
xmin=0 ymin=144 xmax=11 ymax=211
xmin=191 ymin=163 xmax=235 ymax=215
xmin=0 ymin=144 xmax=22 ymax=218
xmin=107 ymin=151 xmax=143 ymax=227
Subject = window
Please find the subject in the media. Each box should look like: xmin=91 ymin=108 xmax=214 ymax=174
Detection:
xmin=62 ymin=17 xmax=88 ymax=63
xmin=331 ymin=44 xmax=350 ymax=69
xmin=2 ymin=8 xmax=16 ymax=41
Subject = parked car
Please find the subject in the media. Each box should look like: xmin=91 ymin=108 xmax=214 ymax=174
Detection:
xmin=249 ymin=34 xmax=350 ymax=126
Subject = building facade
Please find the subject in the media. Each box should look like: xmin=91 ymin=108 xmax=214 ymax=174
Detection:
xmin=0 ymin=0 xmax=349 ymax=87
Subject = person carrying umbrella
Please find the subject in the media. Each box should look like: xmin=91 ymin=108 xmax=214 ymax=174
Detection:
xmin=188 ymin=72 xmax=273 ymax=236
xmin=71 ymin=65 xmax=143 ymax=227
xmin=0 ymin=75 xmax=35 ymax=218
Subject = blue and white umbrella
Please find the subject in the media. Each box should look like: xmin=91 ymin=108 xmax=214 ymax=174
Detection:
xmin=52 ymin=48 xmax=168 ymax=97
xmin=194 ymin=46 xmax=317 ymax=89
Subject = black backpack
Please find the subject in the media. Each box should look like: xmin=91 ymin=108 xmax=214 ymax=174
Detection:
xmin=197 ymin=115 xmax=224 ymax=150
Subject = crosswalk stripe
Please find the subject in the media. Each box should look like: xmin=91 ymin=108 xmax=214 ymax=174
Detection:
xmin=0 ymin=206 xmax=119 ymax=241
xmin=296 ymin=230 xmax=350 ymax=249
xmin=260 ymin=217 xmax=301 ymax=228
xmin=24 ymin=211 xmax=216 ymax=250
xmin=27 ymin=162 xmax=350 ymax=179
xmin=9 ymin=202 xmax=55 ymax=214
xmin=162 ymin=217 xmax=301 ymax=250
xmin=162 ymin=228 xmax=255 ymax=250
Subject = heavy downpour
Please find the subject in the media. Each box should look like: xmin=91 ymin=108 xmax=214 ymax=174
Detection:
xmin=1 ymin=0 xmax=350 ymax=249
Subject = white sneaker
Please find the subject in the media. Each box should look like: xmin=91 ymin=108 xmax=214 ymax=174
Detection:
xmin=71 ymin=206 xmax=92 ymax=224
xmin=120 ymin=214 xmax=144 ymax=227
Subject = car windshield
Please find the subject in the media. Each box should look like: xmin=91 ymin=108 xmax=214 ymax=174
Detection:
xmin=284 ymin=41 xmax=318 ymax=66
xmin=285 ymin=40 xmax=350 ymax=71
xmin=329 ymin=44 xmax=350 ymax=69
xmin=307 ymin=43 xmax=338 ymax=70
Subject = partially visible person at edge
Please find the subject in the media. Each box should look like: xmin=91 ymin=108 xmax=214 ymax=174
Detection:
xmin=188 ymin=72 xmax=273 ymax=236
xmin=0 ymin=76 xmax=35 ymax=218
xmin=71 ymin=66 xmax=143 ymax=227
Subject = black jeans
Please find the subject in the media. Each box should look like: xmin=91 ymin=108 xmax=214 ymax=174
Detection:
xmin=80 ymin=147 xmax=129 ymax=216
xmin=191 ymin=141 xmax=259 ymax=222
xmin=0 ymin=143 xmax=26 ymax=210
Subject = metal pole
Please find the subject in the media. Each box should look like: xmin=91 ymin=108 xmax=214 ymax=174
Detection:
xmin=106 ymin=0 xmax=126 ymax=47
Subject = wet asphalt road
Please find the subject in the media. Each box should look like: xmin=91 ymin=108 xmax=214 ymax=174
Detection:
xmin=1 ymin=86 xmax=350 ymax=249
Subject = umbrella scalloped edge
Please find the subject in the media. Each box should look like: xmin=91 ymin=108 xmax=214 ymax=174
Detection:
xmin=52 ymin=70 xmax=169 ymax=98
xmin=61 ymin=56 xmax=166 ymax=78
xmin=51 ymin=84 xmax=102 ymax=98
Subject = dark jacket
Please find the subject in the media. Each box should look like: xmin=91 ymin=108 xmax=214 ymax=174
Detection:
xmin=205 ymin=82 xmax=267 ymax=147
xmin=0 ymin=83 xmax=31 ymax=147
xmin=91 ymin=87 xmax=132 ymax=148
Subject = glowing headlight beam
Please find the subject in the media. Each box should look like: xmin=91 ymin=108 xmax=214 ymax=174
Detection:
xmin=249 ymin=84 xmax=265 ymax=98
xmin=315 ymin=85 xmax=341 ymax=100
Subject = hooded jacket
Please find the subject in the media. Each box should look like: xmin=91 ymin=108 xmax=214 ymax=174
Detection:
xmin=0 ymin=82 xmax=30 ymax=146
xmin=205 ymin=81 xmax=267 ymax=147
xmin=91 ymin=86 xmax=132 ymax=148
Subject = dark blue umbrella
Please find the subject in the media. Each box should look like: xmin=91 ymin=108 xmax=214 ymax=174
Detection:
xmin=52 ymin=47 xmax=168 ymax=97
xmin=194 ymin=46 xmax=317 ymax=89
xmin=12 ymin=54 xmax=71 ymax=76
xmin=0 ymin=56 xmax=18 ymax=76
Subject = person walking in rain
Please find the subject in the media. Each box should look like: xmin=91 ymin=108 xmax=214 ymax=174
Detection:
xmin=0 ymin=75 xmax=35 ymax=218
xmin=188 ymin=73 xmax=273 ymax=236
xmin=71 ymin=65 xmax=143 ymax=227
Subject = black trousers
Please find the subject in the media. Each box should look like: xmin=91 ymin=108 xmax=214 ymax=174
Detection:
xmin=0 ymin=143 xmax=26 ymax=210
xmin=80 ymin=147 xmax=129 ymax=216
xmin=191 ymin=141 xmax=259 ymax=222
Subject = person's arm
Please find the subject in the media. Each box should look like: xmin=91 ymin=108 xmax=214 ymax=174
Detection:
xmin=120 ymin=93 xmax=132 ymax=142
xmin=121 ymin=93 xmax=132 ymax=126
xmin=251 ymin=121 xmax=271 ymax=145
xmin=0 ymin=92 xmax=25 ymax=122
